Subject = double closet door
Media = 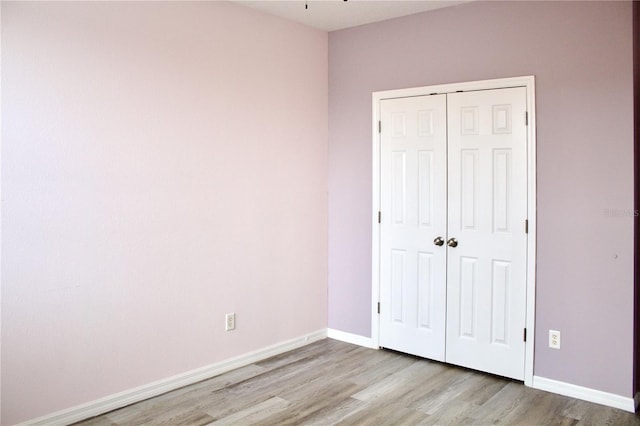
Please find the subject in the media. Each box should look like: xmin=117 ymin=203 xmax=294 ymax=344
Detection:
xmin=379 ymin=87 xmax=528 ymax=380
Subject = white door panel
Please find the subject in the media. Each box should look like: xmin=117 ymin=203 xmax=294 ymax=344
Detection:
xmin=446 ymin=87 xmax=528 ymax=380
xmin=379 ymin=95 xmax=447 ymax=361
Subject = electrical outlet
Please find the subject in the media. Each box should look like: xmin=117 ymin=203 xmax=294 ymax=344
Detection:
xmin=225 ymin=313 xmax=236 ymax=331
xmin=549 ymin=330 xmax=560 ymax=349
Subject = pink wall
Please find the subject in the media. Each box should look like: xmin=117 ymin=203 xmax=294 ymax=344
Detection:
xmin=1 ymin=2 xmax=327 ymax=424
xmin=328 ymin=1 xmax=634 ymax=397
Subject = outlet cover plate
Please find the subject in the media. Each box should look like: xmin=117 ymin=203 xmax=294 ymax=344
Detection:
xmin=549 ymin=330 xmax=560 ymax=349
xmin=225 ymin=313 xmax=236 ymax=331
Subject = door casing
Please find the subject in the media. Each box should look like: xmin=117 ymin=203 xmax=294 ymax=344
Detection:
xmin=371 ymin=76 xmax=537 ymax=386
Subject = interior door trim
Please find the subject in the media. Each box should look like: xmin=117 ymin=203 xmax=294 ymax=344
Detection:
xmin=371 ymin=76 xmax=537 ymax=386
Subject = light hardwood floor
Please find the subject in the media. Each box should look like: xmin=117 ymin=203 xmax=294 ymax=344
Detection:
xmin=75 ymin=339 xmax=640 ymax=425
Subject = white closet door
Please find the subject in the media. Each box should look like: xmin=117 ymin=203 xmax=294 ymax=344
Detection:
xmin=379 ymin=95 xmax=448 ymax=361
xmin=445 ymin=87 xmax=528 ymax=380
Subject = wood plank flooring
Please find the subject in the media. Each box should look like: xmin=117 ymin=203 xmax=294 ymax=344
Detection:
xmin=75 ymin=339 xmax=640 ymax=425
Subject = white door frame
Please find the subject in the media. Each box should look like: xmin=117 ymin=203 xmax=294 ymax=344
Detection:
xmin=371 ymin=76 xmax=537 ymax=386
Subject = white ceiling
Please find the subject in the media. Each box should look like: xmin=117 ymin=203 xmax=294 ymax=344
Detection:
xmin=234 ymin=0 xmax=469 ymax=32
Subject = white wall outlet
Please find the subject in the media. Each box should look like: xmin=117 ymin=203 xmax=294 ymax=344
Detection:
xmin=225 ymin=313 xmax=236 ymax=331
xmin=549 ymin=330 xmax=560 ymax=349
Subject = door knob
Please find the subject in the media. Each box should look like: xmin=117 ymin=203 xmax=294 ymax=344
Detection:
xmin=447 ymin=237 xmax=458 ymax=248
xmin=434 ymin=237 xmax=444 ymax=246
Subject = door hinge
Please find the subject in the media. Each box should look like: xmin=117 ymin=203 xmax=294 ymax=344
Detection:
xmin=525 ymin=111 xmax=528 ymax=126
xmin=378 ymin=120 xmax=382 ymax=133
xmin=378 ymin=211 xmax=381 ymax=224
xmin=525 ymin=219 xmax=528 ymax=234
xmin=523 ymin=328 xmax=527 ymax=342
xmin=377 ymin=302 xmax=381 ymax=314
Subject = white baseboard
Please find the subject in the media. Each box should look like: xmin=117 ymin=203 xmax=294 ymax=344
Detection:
xmin=327 ymin=328 xmax=377 ymax=349
xmin=20 ymin=329 xmax=327 ymax=426
xmin=532 ymin=376 xmax=636 ymax=413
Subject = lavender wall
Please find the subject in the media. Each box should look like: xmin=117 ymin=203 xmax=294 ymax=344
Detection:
xmin=634 ymin=0 xmax=640 ymax=396
xmin=2 ymin=2 xmax=327 ymax=423
xmin=328 ymin=1 xmax=634 ymax=397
